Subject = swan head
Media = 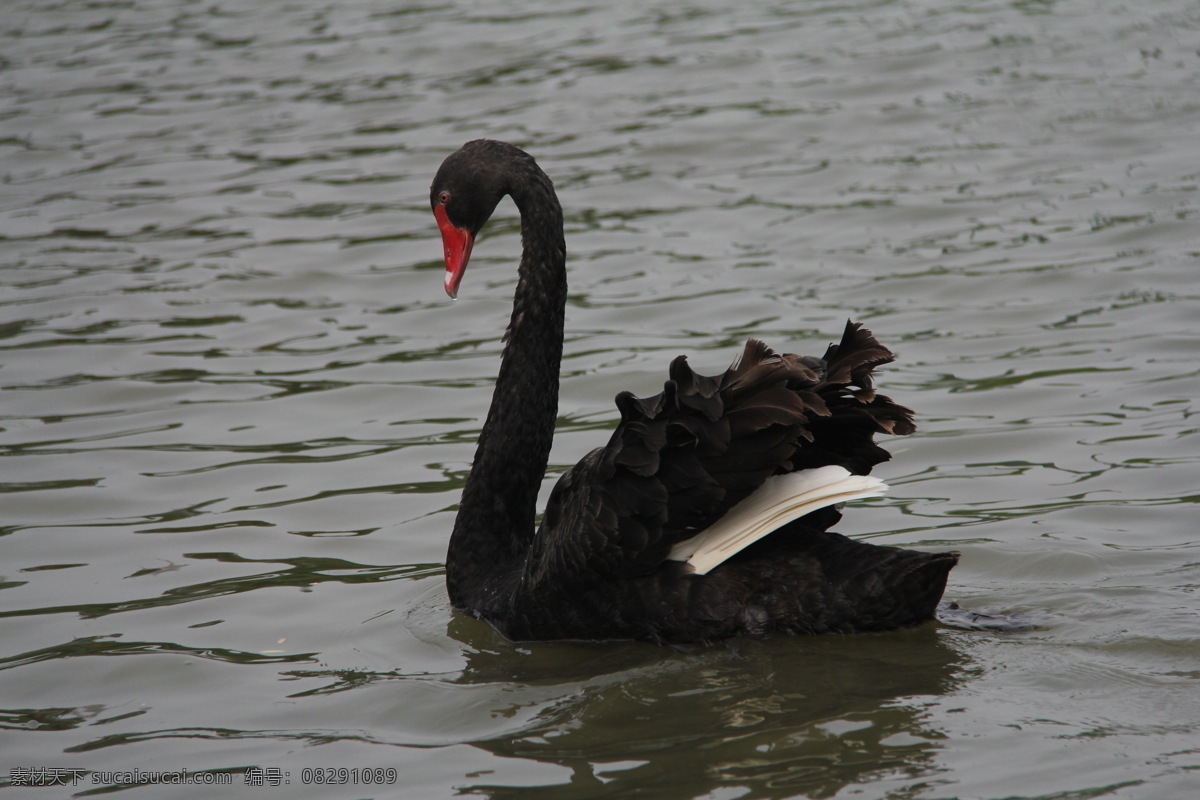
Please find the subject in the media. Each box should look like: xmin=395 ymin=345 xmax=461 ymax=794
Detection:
xmin=430 ymin=140 xmax=522 ymax=298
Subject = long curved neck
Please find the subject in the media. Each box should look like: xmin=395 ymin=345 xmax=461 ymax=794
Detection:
xmin=447 ymin=163 xmax=567 ymax=611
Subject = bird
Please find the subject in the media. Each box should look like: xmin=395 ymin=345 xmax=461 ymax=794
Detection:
xmin=430 ymin=139 xmax=958 ymax=644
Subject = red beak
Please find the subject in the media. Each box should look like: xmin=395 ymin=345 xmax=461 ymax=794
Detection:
xmin=434 ymin=204 xmax=474 ymax=299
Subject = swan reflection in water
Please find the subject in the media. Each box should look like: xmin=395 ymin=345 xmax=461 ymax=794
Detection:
xmin=444 ymin=611 xmax=973 ymax=800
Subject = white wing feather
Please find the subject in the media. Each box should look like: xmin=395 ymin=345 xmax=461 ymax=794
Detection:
xmin=667 ymin=465 xmax=887 ymax=575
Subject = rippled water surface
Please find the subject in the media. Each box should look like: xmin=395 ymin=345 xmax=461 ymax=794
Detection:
xmin=2 ymin=1 xmax=1199 ymax=797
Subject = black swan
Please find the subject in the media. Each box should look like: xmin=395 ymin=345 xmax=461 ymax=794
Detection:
xmin=431 ymin=139 xmax=958 ymax=644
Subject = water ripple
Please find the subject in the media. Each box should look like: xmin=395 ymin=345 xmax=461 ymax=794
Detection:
xmin=2 ymin=0 xmax=1199 ymax=796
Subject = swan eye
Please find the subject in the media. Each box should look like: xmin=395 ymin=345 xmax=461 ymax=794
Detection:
xmin=438 ymin=190 xmax=452 ymax=205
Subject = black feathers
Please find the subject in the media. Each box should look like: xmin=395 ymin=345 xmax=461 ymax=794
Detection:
xmin=434 ymin=141 xmax=957 ymax=644
xmin=525 ymin=321 xmax=917 ymax=589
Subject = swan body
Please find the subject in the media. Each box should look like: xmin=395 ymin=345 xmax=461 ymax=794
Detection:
xmin=431 ymin=139 xmax=957 ymax=644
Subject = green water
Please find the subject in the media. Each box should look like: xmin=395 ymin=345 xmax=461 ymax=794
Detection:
xmin=2 ymin=1 xmax=1198 ymax=798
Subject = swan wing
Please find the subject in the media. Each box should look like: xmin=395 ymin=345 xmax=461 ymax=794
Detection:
xmin=524 ymin=321 xmax=914 ymax=587
xmin=666 ymin=466 xmax=886 ymax=574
